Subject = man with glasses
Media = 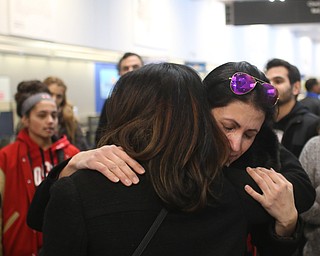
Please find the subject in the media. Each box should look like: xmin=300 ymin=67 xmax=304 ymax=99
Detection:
xmin=265 ymin=58 xmax=320 ymax=159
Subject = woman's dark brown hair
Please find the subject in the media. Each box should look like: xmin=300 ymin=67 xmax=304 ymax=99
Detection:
xmin=43 ymin=76 xmax=78 ymax=144
xmin=43 ymin=76 xmax=67 ymax=107
xmin=98 ymin=63 xmax=228 ymax=212
xmin=15 ymin=80 xmax=50 ymax=118
xmin=203 ymin=61 xmax=276 ymax=127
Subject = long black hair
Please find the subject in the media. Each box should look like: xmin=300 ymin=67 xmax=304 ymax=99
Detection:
xmin=203 ymin=61 xmax=277 ymax=128
xmin=98 ymin=62 xmax=229 ymax=212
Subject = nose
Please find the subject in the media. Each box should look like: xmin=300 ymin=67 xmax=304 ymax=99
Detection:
xmin=47 ymin=115 xmax=55 ymax=123
xmin=228 ymin=134 xmax=242 ymax=153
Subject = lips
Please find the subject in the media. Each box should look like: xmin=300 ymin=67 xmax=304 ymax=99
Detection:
xmin=44 ymin=127 xmax=55 ymax=133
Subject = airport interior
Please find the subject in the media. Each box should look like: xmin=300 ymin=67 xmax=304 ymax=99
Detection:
xmin=0 ymin=0 xmax=320 ymax=147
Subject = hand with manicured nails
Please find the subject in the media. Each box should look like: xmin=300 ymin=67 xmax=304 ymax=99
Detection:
xmin=245 ymin=167 xmax=298 ymax=237
xmin=61 ymin=145 xmax=144 ymax=186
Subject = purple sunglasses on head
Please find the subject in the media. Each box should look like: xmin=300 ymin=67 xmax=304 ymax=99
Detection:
xmin=230 ymin=72 xmax=279 ymax=106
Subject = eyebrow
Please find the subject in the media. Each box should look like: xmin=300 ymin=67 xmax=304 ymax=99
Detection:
xmin=223 ymin=118 xmax=259 ymax=133
xmin=270 ymin=75 xmax=285 ymax=80
xmin=36 ymin=110 xmax=57 ymax=114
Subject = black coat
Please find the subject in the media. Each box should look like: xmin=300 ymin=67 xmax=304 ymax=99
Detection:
xmin=274 ymin=102 xmax=320 ymax=158
xmin=231 ymin=124 xmax=314 ymax=214
xmin=227 ymin=125 xmax=316 ymax=255
xmin=28 ymin=126 xmax=315 ymax=256
xmin=299 ymin=96 xmax=320 ymax=116
xmin=95 ymin=98 xmax=108 ymax=146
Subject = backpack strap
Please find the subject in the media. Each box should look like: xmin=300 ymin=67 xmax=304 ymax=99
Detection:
xmin=132 ymin=208 xmax=168 ymax=256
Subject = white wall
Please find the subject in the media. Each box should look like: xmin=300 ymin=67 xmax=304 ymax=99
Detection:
xmin=0 ymin=0 xmax=8 ymax=34
xmin=1 ymin=0 xmax=319 ymax=73
xmin=0 ymin=54 xmax=95 ymax=123
xmin=0 ymin=0 xmax=320 ymax=125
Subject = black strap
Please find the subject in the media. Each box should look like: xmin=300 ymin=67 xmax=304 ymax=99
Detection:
xmin=56 ymin=149 xmax=65 ymax=164
xmin=132 ymin=208 xmax=168 ymax=256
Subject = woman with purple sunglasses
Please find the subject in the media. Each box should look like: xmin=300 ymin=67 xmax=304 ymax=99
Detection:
xmin=203 ymin=62 xmax=313 ymax=255
xmin=28 ymin=61 xmax=315 ymax=255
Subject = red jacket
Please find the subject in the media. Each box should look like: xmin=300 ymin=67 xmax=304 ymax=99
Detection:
xmin=0 ymin=128 xmax=79 ymax=256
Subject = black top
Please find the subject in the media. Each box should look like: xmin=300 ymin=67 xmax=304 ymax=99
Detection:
xmin=299 ymin=96 xmax=320 ymax=116
xmin=39 ymin=167 xmax=303 ymax=256
xmin=95 ymin=98 xmax=108 ymax=146
xmin=28 ymin=125 xmax=315 ymax=256
xmin=274 ymin=102 xmax=320 ymax=157
xmin=40 ymin=169 xmax=246 ymax=256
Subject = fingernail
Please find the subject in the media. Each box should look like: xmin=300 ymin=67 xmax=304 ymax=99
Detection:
xmin=139 ymin=168 xmax=145 ymax=174
xmin=132 ymin=177 xmax=139 ymax=184
xmin=124 ymin=179 xmax=132 ymax=185
xmin=113 ymin=177 xmax=120 ymax=182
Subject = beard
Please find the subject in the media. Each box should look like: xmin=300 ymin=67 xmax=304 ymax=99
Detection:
xmin=277 ymin=89 xmax=294 ymax=106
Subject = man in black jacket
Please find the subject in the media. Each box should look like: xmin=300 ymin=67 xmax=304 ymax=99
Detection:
xmin=95 ymin=52 xmax=144 ymax=145
xmin=299 ymin=78 xmax=320 ymax=116
xmin=265 ymin=58 xmax=320 ymax=159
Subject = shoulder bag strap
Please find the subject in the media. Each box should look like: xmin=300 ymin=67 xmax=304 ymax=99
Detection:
xmin=132 ymin=208 xmax=168 ymax=256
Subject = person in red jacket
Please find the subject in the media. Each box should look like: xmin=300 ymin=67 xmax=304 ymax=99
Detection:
xmin=0 ymin=80 xmax=79 ymax=256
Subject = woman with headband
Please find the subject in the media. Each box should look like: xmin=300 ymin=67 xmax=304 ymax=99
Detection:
xmin=0 ymin=80 xmax=79 ymax=256
xmin=29 ymin=62 xmax=315 ymax=255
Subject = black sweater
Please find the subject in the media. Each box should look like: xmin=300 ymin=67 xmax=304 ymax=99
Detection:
xmin=29 ymin=126 xmax=315 ymax=256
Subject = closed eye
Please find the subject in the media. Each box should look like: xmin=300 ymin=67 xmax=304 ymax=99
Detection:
xmin=223 ymin=125 xmax=234 ymax=132
xmin=244 ymin=132 xmax=257 ymax=140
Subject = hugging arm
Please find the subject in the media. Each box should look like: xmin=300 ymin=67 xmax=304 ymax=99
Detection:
xmin=245 ymin=167 xmax=298 ymax=237
xmin=224 ymin=165 xmax=304 ymax=256
xmin=40 ymin=178 xmax=87 ymax=256
xmin=244 ymin=145 xmax=315 ymax=254
xmin=27 ymin=145 xmax=144 ymax=231
xmin=245 ymin=145 xmax=315 ymax=233
xmin=27 ymin=160 xmax=70 ymax=231
xmin=59 ymin=145 xmax=144 ymax=185
xmin=250 ymin=220 xmax=304 ymax=256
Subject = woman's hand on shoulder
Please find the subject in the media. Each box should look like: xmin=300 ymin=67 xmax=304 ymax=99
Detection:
xmin=59 ymin=145 xmax=145 ymax=186
xmin=244 ymin=167 xmax=298 ymax=237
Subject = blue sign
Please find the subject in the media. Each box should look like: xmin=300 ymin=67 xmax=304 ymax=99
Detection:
xmin=95 ymin=62 xmax=119 ymax=114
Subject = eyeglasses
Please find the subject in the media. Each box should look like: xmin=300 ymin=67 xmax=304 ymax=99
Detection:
xmin=229 ymin=72 xmax=279 ymax=106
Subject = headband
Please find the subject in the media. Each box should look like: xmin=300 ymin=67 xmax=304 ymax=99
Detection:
xmin=21 ymin=93 xmax=55 ymax=116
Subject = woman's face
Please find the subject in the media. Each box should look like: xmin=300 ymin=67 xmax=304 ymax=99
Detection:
xmin=211 ymin=101 xmax=265 ymax=165
xmin=22 ymin=100 xmax=58 ymax=145
xmin=47 ymin=83 xmax=65 ymax=107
